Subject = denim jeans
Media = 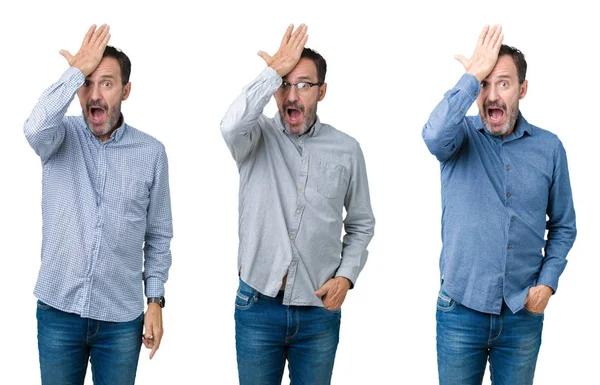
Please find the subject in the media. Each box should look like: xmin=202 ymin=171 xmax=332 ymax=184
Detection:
xmin=234 ymin=279 xmax=341 ymax=385
xmin=436 ymin=288 xmax=544 ymax=385
xmin=36 ymin=300 xmax=143 ymax=385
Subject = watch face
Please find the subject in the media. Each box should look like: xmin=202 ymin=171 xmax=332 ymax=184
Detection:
xmin=159 ymin=297 xmax=165 ymax=307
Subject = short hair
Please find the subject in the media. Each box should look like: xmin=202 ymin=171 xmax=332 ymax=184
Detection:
xmin=301 ymin=48 xmax=327 ymax=84
xmin=102 ymin=46 xmax=131 ymax=85
xmin=499 ymin=44 xmax=527 ymax=84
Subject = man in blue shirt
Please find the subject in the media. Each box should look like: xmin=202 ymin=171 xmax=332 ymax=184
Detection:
xmin=24 ymin=24 xmax=172 ymax=385
xmin=423 ymin=25 xmax=576 ymax=385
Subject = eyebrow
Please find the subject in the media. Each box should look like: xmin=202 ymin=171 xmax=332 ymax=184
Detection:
xmin=85 ymin=74 xmax=117 ymax=80
xmin=283 ymin=75 xmax=317 ymax=82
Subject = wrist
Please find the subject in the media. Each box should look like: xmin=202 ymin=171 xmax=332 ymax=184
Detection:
xmin=147 ymin=296 xmax=165 ymax=308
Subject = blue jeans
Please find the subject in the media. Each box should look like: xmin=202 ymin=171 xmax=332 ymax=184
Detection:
xmin=36 ymin=300 xmax=143 ymax=385
xmin=234 ymin=279 xmax=341 ymax=385
xmin=436 ymin=288 xmax=544 ymax=385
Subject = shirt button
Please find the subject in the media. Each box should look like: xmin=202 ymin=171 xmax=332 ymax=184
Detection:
xmin=296 ymin=209 xmax=302 ymax=214
xmin=508 ymin=244 xmax=512 ymax=249
xmin=303 ymin=159 xmax=307 ymax=164
xmin=511 ymin=217 xmax=515 ymax=222
xmin=299 ymin=139 xmax=303 ymax=144
xmin=298 ymin=185 xmax=304 ymax=191
xmin=506 ymin=165 xmax=510 ymax=170
xmin=291 ymin=260 xmax=297 ymax=266
xmin=506 ymin=192 xmax=511 ymax=197
xmin=290 ymin=235 xmax=295 ymax=240
xmin=505 ymin=271 xmax=509 ymax=276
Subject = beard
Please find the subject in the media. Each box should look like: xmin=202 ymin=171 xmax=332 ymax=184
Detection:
xmin=82 ymin=99 xmax=122 ymax=138
xmin=480 ymin=99 xmax=519 ymax=137
xmin=279 ymin=100 xmax=317 ymax=136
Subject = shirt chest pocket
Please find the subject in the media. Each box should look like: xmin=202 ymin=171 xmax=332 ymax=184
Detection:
xmin=315 ymin=161 xmax=347 ymax=199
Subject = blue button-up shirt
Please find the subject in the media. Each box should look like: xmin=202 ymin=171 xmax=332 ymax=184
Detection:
xmin=422 ymin=74 xmax=576 ymax=314
xmin=24 ymin=67 xmax=173 ymax=322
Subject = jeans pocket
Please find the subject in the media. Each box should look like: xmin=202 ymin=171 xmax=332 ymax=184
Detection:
xmin=522 ymin=306 xmax=544 ymax=317
xmin=320 ymin=306 xmax=342 ymax=314
xmin=235 ymin=280 xmax=257 ymax=311
xmin=436 ymin=289 xmax=457 ymax=312
xmin=36 ymin=300 xmax=51 ymax=310
xmin=316 ymin=162 xmax=346 ymax=199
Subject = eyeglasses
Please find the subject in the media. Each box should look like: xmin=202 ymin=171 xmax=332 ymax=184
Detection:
xmin=278 ymin=81 xmax=323 ymax=94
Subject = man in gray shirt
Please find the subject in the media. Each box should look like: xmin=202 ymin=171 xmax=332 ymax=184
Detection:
xmin=220 ymin=24 xmax=375 ymax=385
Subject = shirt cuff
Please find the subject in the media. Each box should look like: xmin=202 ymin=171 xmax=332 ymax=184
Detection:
xmin=62 ymin=66 xmax=86 ymax=87
xmin=335 ymin=267 xmax=358 ymax=289
xmin=145 ymin=277 xmax=165 ymax=298
xmin=536 ymin=269 xmax=559 ymax=294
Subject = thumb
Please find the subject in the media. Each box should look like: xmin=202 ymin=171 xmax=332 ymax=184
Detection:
xmin=454 ymin=54 xmax=468 ymax=68
xmin=59 ymin=50 xmax=74 ymax=64
xmin=257 ymin=51 xmax=272 ymax=64
xmin=315 ymin=283 xmax=329 ymax=297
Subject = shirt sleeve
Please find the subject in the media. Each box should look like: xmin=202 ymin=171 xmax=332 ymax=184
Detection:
xmin=220 ymin=66 xmax=282 ymax=165
xmin=537 ymin=139 xmax=577 ymax=292
xmin=422 ymin=73 xmax=480 ymax=161
xmin=24 ymin=67 xmax=85 ymax=163
xmin=143 ymin=145 xmax=173 ymax=298
xmin=335 ymin=142 xmax=376 ymax=286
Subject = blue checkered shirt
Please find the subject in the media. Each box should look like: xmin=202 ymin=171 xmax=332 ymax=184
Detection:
xmin=24 ymin=67 xmax=173 ymax=322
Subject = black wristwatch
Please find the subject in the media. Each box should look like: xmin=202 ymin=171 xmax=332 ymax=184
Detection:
xmin=147 ymin=296 xmax=165 ymax=308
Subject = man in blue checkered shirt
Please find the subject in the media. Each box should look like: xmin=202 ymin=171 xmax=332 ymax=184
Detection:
xmin=24 ymin=24 xmax=173 ymax=385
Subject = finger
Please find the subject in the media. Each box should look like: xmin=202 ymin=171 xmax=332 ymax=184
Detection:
xmin=492 ymin=33 xmax=504 ymax=51
xmin=59 ymin=50 xmax=74 ymax=63
xmin=257 ymin=51 xmax=272 ymax=64
xmin=488 ymin=25 xmax=502 ymax=49
xmin=149 ymin=344 xmax=159 ymax=359
xmin=91 ymin=24 xmax=109 ymax=48
xmin=149 ymin=333 xmax=162 ymax=359
xmin=476 ymin=25 xmax=489 ymax=47
xmin=289 ymin=24 xmax=307 ymax=49
xmin=299 ymin=34 xmax=308 ymax=50
xmin=100 ymin=33 xmax=111 ymax=50
xmin=97 ymin=25 xmax=111 ymax=48
xmin=80 ymin=24 xmax=96 ymax=48
xmin=454 ymin=54 xmax=468 ymax=67
xmin=279 ymin=24 xmax=294 ymax=49
xmin=484 ymin=25 xmax=500 ymax=47
xmin=315 ymin=282 xmax=331 ymax=297
xmin=142 ymin=334 xmax=153 ymax=348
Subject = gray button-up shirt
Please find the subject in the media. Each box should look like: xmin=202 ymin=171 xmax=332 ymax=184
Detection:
xmin=221 ymin=67 xmax=375 ymax=306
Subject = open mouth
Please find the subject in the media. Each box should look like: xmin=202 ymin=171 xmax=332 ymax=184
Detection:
xmin=487 ymin=107 xmax=505 ymax=124
xmin=287 ymin=107 xmax=302 ymax=124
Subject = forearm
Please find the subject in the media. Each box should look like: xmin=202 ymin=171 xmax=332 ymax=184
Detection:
xmin=336 ymin=146 xmax=375 ymax=285
xmin=422 ymin=73 xmax=479 ymax=161
xmin=144 ymin=148 xmax=173 ymax=298
xmin=538 ymin=140 xmax=577 ymax=292
xmin=220 ymin=67 xmax=281 ymax=163
xmin=24 ymin=67 xmax=84 ymax=161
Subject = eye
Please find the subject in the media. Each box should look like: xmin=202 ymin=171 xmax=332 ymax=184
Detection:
xmin=499 ymin=81 xmax=508 ymax=88
xmin=281 ymin=81 xmax=291 ymax=89
xmin=82 ymin=81 xmax=90 ymax=87
xmin=296 ymin=82 xmax=308 ymax=90
xmin=102 ymin=81 xmax=112 ymax=87
xmin=480 ymin=81 xmax=488 ymax=88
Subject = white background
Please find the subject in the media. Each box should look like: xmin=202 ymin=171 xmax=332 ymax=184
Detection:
xmin=1 ymin=0 xmax=597 ymax=383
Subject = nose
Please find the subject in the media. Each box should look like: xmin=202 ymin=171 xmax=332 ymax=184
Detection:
xmin=487 ymin=85 xmax=499 ymax=102
xmin=90 ymin=84 xmax=102 ymax=101
xmin=286 ymin=86 xmax=299 ymax=102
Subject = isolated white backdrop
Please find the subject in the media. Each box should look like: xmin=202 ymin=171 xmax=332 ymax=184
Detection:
xmin=1 ymin=0 xmax=597 ymax=384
